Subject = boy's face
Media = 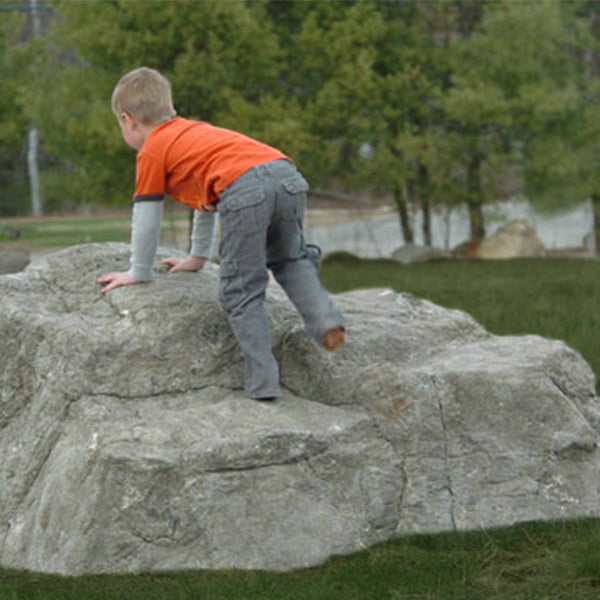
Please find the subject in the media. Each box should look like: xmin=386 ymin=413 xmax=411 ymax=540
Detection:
xmin=118 ymin=113 xmax=146 ymax=151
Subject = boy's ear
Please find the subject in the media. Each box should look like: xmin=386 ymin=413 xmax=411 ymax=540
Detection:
xmin=120 ymin=112 xmax=136 ymax=128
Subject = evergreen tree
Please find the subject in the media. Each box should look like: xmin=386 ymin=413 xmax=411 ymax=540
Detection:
xmin=445 ymin=0 xmax=581 ymax=242
xmin=526 ymin=0 xmax=600 ymax=254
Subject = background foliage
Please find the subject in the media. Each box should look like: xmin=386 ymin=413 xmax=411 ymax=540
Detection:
xmin=2 ymin=0 xmax=600 ymax=246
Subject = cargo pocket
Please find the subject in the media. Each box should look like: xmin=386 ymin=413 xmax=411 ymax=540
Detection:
xmin=281 ymin=175 xmax=309 ymax=196
xmin=279 ymin=175 xmax=309 ymax=224
xmin=219 ymin=187 xmax=268 ymax=235
xmin=220 ymin=186 xmax=266 ymax=212
xmin=218 ymin=260 xmax=244 ymax=312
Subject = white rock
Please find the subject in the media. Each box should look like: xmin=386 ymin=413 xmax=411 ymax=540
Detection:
xmin=475 ymin=218 xmax=546 ymax=259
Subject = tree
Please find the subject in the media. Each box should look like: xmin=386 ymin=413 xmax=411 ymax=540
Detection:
xmin=525 ymin=0 xmax=600 ymax=254
xmin=283 ymin=0 xmax=452 ymax=245
xmin=375 ymin=1 xmax=461 ymax=246
xmin=0 ymin=6 xmax=30 ymax=216
xmin=444 ymin=0 xmax=581 ymax=242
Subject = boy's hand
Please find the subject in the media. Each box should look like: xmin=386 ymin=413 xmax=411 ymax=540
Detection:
xmin=161 ymin=256 xmax=207 ymax=274
xmin=98 ymin=271 xmax=138 ymax=294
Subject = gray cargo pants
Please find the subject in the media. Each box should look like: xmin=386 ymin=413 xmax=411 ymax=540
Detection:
xmin=217 ymin=159 xmax=345 ymax=399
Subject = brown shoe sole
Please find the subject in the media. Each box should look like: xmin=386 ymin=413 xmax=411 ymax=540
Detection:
xmin=323 ymin=327 xmax=345 ymax=351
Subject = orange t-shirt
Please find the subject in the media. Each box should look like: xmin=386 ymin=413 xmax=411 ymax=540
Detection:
xmin=134 ymin=117 xmax=291 ymax=209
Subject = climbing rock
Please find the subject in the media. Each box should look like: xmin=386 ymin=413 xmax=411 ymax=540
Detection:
xmin=0 ymin=243 xmax=598 ymax=574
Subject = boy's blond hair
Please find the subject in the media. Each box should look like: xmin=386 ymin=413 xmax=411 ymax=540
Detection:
xmin=111 ymin=67 xmax=176 ymax=125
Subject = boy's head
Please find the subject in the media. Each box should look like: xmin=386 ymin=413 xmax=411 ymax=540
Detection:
xmin=111 ymin=67 xmax=176 ymax=125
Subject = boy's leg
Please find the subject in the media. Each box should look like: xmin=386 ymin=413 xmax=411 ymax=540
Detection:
xmin=217 ymin=175 xmax=281 ymax=399
xmin=270 ymin=247 xmax=344 ymax=345
xmin=266 ymin=165 xmax=345 ymax=346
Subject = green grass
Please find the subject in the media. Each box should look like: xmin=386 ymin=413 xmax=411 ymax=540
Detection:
xmin=3 ymin=232 xmax=600 ymax=598
xmin=0 ymin=213 xmax=189 ymax=249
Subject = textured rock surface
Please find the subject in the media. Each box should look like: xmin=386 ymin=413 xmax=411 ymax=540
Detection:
xmin=1 ymin=243 xmax=599 ymax=575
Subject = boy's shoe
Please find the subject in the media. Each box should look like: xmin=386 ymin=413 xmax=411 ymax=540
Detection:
xmin=323 ymin=327 xmax=345 ymax=351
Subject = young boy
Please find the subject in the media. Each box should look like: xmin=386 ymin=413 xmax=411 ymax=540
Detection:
xmin=99 ymin=67 xmax=345 ymax=400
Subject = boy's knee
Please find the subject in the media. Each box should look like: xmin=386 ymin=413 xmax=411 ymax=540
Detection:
xmin=305 ymin=243 xmax=322 ymax=269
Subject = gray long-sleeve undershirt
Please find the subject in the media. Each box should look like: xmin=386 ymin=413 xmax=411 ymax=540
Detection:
xmin=128 ymin=201 xmax=215 ymax=281
xmin=128 ymin=201 xmax=163 ymax=281
xmin=190 ymin=209 xmax=216 ymax=258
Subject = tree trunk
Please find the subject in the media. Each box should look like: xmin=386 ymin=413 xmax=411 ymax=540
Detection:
xmin=27 ymin=127 xmax=42 ymax=217
xmin=467 ymin=201 xmax=485 ymax=242
xmin=467 ymin=153 xmax=485 ymax=242
xmin=422 ymin=198 xmax=432 ymax=247
xmin=592 ymin=194 xmax=600 ymax=256
xmin=394 ymin=186 xmax=414 ymax=244
xmin=419 ymin=163 xmax=432 ymax=246
xmin=27 ymin=0 xmax=43 ymax=216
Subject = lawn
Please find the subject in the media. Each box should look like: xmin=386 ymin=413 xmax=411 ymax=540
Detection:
xmin=2 ymin=230 xmax=600 ymax=599
xmin=0 ymin=212 xmax=190 ymax=250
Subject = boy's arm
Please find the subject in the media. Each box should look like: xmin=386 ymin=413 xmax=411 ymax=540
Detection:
xmin=190 ymin=209 xmax=216 ymax=258
xmin=161 ymin=209 xmax=215 ymax=273
xmin=98 ymin=199 xmax=163 ymax=293
xmin=128 ymin=199 xmax=163 ymax=280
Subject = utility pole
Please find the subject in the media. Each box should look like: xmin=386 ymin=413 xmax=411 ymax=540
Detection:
xmin=27 ymin=0 xmax=42 ymax=216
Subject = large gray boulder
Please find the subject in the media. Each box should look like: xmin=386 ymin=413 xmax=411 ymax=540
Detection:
xmin=1 ymin=243 xmax=599 ymax=575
